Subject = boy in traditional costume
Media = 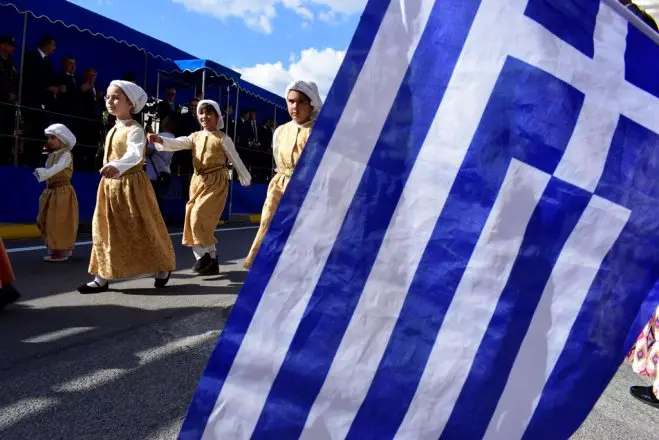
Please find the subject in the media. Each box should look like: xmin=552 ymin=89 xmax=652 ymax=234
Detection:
xmin=244 ymin=80 xmax=322 ymax=269
xmin=148 ymin=100 xmax=251 ymax=275
xmin=0 ymin=238 xmax=20 ymax=311
xmin=78 ymin=80 xmax=175 ymax=294
xmin=34 ymin=123 xmax=79 ymax=262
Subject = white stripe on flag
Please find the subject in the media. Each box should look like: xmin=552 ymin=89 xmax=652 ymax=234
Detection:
xmin=551 ymin=3 xmax=628 ymax=193
xmin=395 ymin=159 xmax=551 ymax=440
xmin=299 ymin=1 xmax=510 ymax=435
xmin=201 ymin=1 xmax=438 ymax=438
xmin=483 ymin=195 xmax=630 ymax=440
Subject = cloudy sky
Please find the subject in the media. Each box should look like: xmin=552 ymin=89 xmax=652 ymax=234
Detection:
xmin=68 ymin=0 xmax=368 ymax=98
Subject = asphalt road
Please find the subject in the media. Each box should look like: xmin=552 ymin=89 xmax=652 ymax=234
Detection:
xmin=0 ymin=226 xmax=657 ymax=439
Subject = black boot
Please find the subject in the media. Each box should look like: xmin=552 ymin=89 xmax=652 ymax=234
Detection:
xmin=154 ymin=272 xmax=171 ymax=288
xmin=198 ymin=258 xmax=220 ymax=276
xmin=0 ymin=283 xmax=21 ymax=311
xmin=630 ymin=386 xmax=659 ymax=409
xmin=193 ymin=253 xmax=212 ymax=273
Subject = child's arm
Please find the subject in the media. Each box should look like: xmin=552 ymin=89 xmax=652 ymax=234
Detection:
xmin=34 ymin=152 xmax=72 ymax=182
xmin=271 ymin=126 xmax=282 ymax=173
xmin=104 ymin=126 xmax=145 ymax=177
xmin=147 ymin=134 xmax=193 ymax=151
xmin=221 ymin=135 xmax=252 ymax=187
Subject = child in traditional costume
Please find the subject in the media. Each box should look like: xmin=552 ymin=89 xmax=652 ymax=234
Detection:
xmin=0 ymin=237 xmax=20 ymax=311
xmin=244 ymin=80 xmax=322 ymax=269
xmin=148 ymin=100 xmax=251 ymax=275
xmin=78 ymin=80 xmax=176 ymax=294
xmin=34 ymin=123 xmax=79 ymax=262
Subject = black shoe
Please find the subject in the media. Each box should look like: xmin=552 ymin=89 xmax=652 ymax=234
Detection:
xmin=78 ymin=280 xmax=109 ymax=294
xmin=0 ymin=284 xmax=21 ymax=311
xmin=154 ymin=272 xmax=171 ymax=288
xmin=198 ymin=259 xmax=220 ymax=276
xmin=630 ymin=386 xmax=659 ymax=408
xmin=193 ymin=253 xmax=212 ymax=273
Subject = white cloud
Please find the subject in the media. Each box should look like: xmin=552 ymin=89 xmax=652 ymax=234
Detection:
xmin=172 ymin=0 xmax=366 ymax=33
xmin=235 ymin=47 xmax=345 ymax=100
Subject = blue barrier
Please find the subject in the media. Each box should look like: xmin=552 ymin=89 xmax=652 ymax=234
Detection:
xmin=0 ymin=165 xmax=267 ymax=224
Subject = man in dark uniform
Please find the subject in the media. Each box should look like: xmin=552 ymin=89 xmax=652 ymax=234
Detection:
xmin=0 ymin=35 xmax=18 ymax=165
xmin=22 ymin=35 xmax=58 ymax=168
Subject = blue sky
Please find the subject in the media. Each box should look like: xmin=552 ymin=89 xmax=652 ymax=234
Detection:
xmin=67 ymin=0 xmax=366 ymax=97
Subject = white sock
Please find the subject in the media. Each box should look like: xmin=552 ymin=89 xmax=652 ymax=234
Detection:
xmin=192 ymin=247 xmax=206 ymax=260
xmin=87 ymin=275 xmax=107 ymax=288
xmin=193 ymin=246 xmax=216 ymax=260
xmin=155 ymin=271 xmax=169 ymax=279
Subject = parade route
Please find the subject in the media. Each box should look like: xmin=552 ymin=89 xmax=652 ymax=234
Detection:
xmin=0 ymin=226 xmax=656 ymax=439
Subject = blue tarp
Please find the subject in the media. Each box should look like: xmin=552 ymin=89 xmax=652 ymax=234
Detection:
xmin=237 ymin=79 xmax=286 ymax=109
xmin=0 ymin=0 xmax=193 ymax=61
xmin=169 ymin=59 xmax=241 ymax=82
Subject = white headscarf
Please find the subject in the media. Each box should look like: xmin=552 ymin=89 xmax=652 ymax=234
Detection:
xmin=285 ymin=80 xmax=323 ymax=118
xmin=110 ymin=80 xmax=148 ymax=114
xmin=44 ymin=123 xmax=76 ymax=150
xmin=197 ymin=99 xmax=225 ymax=130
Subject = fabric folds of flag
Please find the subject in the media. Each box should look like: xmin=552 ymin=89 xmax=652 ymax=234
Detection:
xmin=180 ymin=0 xmax=659 ymax=439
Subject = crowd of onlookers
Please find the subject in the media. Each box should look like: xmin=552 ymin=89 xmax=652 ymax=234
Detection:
xmin=0 ymin=34 xmax=278 ymax=184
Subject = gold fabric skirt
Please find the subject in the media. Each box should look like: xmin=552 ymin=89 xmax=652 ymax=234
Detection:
xmin=89 ymin=170 xmax=176 ymax=279
xmin=244 ymin=172 xmax=290 ymax=269
xmin=183 ymin=169 xmax=229 ymax=247
xmin=37 ymin=184 xmax=79 ymax=251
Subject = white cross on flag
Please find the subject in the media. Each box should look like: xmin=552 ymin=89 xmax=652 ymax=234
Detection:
xmin=181 ymin=0 xmax=659 ymax=438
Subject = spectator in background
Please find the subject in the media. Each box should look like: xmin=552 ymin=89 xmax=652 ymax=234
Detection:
xmin=172 ymin=97 xmax=199 ymax=205
xmin=146 ymin=116 xmax=176 ymax=218
xmin=248 ymin=109 xmax=260 ymax=148
xmin=157 ymin=87 xmax=178 ymax=120
xmin=260 ymin=118 xmax=274 ymax=150
xmin=22 ymin=35 xmax=58 ymax=168
xmin=0 ymin=35 xmax=18 ymax=165
xmin=178 ymin=97 xmax=200 ymax=136
xmin=236 ymin=108 xmax=251 ymax=148
xmin=77 ymin=68 xmax=103 ymax=170
xmin=55 ymin=56 xmax=80 ymax=118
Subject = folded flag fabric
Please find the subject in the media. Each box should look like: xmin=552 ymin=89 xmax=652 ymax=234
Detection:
xmin=181 ymin=0 xmax=659 ymax=439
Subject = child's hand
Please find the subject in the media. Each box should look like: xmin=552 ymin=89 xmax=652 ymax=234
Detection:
xmin=146 ymin=134 xmax=163 ymax=145
xmin=100 ymin=165 xmax=119 ymax=178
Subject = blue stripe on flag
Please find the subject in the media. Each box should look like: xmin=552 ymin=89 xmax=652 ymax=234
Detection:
xmin=250 ymin=1 xmax=484 ymax=438
xmin=177 ymin=1 xmax=392 ymax=438
xmin=440 ymin=178 xmax=591 ymax=439
xmin=346 ymin=57 xmax=584 ymax=440
xmin=524 ymin=116 xmax=659 ymax=440
xmin=625 ymin=24 xmax=659 ymax=99
xmin=524 ymin=0 xmax=599 ymax=58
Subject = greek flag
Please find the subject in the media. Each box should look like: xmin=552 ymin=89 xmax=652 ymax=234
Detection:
xmin=181 ymin=0 xmax=659 ymax=438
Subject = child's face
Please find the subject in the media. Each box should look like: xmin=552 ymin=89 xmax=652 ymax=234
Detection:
xmin=198 ymin=107 xmax=219 ymax=131
xmin=46 ymin=135 xmax=65 ymax=150
xmin=105 ymin=85 xmax=134 ymax=117
xmin=287 ymin=90 xmax=312 ymax=124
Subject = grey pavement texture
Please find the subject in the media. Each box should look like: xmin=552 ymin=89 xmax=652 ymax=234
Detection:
xmin=0 ymin=226 xmax=657 ymax=439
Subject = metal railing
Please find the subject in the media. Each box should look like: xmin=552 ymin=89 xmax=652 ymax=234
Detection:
xmin=0 ymin=100 xmax=277 ymax=184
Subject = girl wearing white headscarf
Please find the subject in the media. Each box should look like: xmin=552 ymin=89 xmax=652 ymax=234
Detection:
xmin=78 ymin=80 xmax=175 ymax=294
xmin=149 ymin=99 xmax=252 ymax=275
xmin=148 ymin=99 xmax=251 ymax=275
xmin=244 ymin=80 xmax=322 ymax=269
xmin=34 ymin=123 xmax=79 ymax=262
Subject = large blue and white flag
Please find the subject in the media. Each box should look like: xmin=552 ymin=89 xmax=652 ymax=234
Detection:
xmin=181 ymin=0 xmax=659 ymax=438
